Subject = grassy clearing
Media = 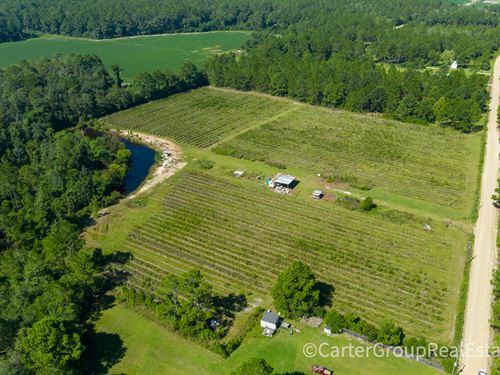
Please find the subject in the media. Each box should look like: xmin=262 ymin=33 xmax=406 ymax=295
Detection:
xmin=0 ymin=32 xmax=250 ymax=78
xmin=90 ymin=304 xmax=441 ymax=375
xmin=214 ymin=105 xmax=481 ymax=217
xmin=102 ymin=87 xmax=296 ymax=148
xmin=99 ymin=167 xmax=467 ymax=343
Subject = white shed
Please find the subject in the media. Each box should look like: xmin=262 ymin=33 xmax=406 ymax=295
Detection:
xmin=261 ymin=311 xmax=281 ymax=332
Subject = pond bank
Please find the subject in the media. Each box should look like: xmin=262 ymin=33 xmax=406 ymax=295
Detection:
xmin=120 ymin=131 xmax=186 ymax=199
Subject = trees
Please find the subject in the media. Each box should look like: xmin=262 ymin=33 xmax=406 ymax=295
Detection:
xmin=377 ymin=320 xmax=405 ymax=346
xmin=324 ymin=310 xmax=345 ymax=334
xmin=0 ymin=55 xmax=146 ymax=373
xmin=360 ymin=197 xmax=376 ymax=211
xmin=206 ymin=44 xmax=488 ymax=132
xmin=16 ymin=316 xmax=83 ymax=373
xmin=133 ymin=62 xmax=208 ymax=101
xmin=271 ymin=261 xmax=320 ymax=319
xmin=157 ymin=269 xmax=218 ymax=340
xmin=493 ymin=179 xmax=500 ymax=207
xmin=230 ymin=358 xmax=274 ymax=375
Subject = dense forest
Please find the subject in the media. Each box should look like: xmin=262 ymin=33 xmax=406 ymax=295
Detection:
xmin=0 ymin=54 xmax=207 ymax=373
xmin=206 ymin=41 xmax=488 ymax=132
xmin=1 ymin=0 xmax=494 ymax=131
xmin=0 ymin=0 xmax=498 ymax=70
xmin=200 ymin=1 xmax=497 ymax=132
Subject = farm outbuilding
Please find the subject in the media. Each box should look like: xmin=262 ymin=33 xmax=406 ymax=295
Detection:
xmin=275 ymin=174 xmax=296 ymax=188
xmin=233 ymin=170 xmax=245 ymax=178
xmin=261 ymin=310 xmax=281 ymax=336
xmin=266 ymin=174 xmax=298 ymax=190
xmin=324 ymin=325 xmax=332 ymax=336
xmin=312 ymin=190 xmax=324 ymax=199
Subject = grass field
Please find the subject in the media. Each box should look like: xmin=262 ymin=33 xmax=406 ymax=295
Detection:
xmin=89 ymin=304 xmax=441 ymax=375
xmin=0 ymin=32 xmax=250 ymax=78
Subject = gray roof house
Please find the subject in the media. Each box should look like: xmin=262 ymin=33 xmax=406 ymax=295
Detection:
xmin=261 ymin=311 xmax=281 ymax=335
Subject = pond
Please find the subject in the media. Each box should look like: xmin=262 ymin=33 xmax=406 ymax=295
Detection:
xmin=122 ymin=139 xmax=156 ymax=194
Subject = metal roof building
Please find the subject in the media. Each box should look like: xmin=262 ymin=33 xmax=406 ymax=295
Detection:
xmin=274 ymin=174 xmax=296 ymax=188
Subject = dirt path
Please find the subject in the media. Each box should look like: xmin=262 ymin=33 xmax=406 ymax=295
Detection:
xmin=119 ymin=131 xmax=186 ymax=199
xmin=461 ymin=55 xmax=500 ymax=374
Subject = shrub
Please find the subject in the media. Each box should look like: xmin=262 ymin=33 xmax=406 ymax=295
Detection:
xmin=324 ymin=310 xmax=345 ymax=334
xmin=359 ymin=196 xmax=376 ymax=211
xmin=377 ymin=320 xmax=404 ymax=346
xmin=194 ymin=158 xmax=215 ymax=169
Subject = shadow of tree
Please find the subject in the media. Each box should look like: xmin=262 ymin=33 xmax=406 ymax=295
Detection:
xmin=85 ymin=330 xmax=126 ymax=374
xmin=89 ymin=251 xmax=133 ymax=321
xmin=213 ymin=293 xmax=248 ymax=319
xmin=316 ymin=281 xmax=335 ymax=308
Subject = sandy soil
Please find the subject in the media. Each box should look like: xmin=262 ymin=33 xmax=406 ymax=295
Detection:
xmin=119 ymin=131 xmax=186 ymax=199
xmin=461 ymin=55 xmax=500 ymax=374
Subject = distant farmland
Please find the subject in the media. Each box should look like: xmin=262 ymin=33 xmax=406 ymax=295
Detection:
xmin=0 ymin=32 xmax=250 ymax=78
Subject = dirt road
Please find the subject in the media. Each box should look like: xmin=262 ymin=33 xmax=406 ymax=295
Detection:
xmin=461 ymin=55 xmax=500 ymax=374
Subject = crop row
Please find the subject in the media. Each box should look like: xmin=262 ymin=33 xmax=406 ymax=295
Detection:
xmin=214 ymin=106 xmax=477 ymax=206
xmin=102 ymin=87 xmax=294 ymax=148
xmin=123 ymin=171 xmax=462 ymax=339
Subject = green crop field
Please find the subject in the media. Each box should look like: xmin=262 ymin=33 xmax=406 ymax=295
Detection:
xmin=101 ymin=169 xmax=466 ymax=342
xmin=0 ymin=32 xmax=250 ymax=78
xmin=92 ymin=87 xmax=482 ymax=348
xmin=103 ymin=87 xmax=481 ymax=217
xmin=214 ymin=105 xmax=481 ymax=213
xmin=102 ymin=87 xmax=296 ymax=148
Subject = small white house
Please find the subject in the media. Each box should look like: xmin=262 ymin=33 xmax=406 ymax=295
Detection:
xmin=261 ymin=311 xmax=281 ymax=336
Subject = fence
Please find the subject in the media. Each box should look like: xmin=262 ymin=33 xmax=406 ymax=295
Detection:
xmin=342 ymin=329 xmax=445 ymax=371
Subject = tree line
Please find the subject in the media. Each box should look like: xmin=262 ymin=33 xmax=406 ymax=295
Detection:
xmin=0 ymin=54 xmax=207 ymax=374
xmin=206 ymin=49 xmax=488 ymax=132
xmin=0 ymin=0 xmax=498 ymax=70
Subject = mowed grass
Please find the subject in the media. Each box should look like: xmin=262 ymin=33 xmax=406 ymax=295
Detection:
xmin=102 ymin=87 xmax=296 ymax=148
xmin=214 ymin=106 xmax=481 ymax=214
xmin=90 ymin=304 xmax=441 ymax=375
xmin=119 ymin=169 xmax=466 ymax=342
xmin=0 ymin=32 xmax=250 ymax=78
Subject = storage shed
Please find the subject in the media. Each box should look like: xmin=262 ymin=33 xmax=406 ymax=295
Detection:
xmin=274 ymin=174 xmax=297 ymax=189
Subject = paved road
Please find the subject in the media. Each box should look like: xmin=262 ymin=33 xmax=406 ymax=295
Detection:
xmin=461 ymin=55 xmax=500 ymax=375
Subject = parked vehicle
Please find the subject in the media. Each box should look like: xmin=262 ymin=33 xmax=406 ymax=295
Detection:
xmin=312 ymin=365 xmax=333 ymax=375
